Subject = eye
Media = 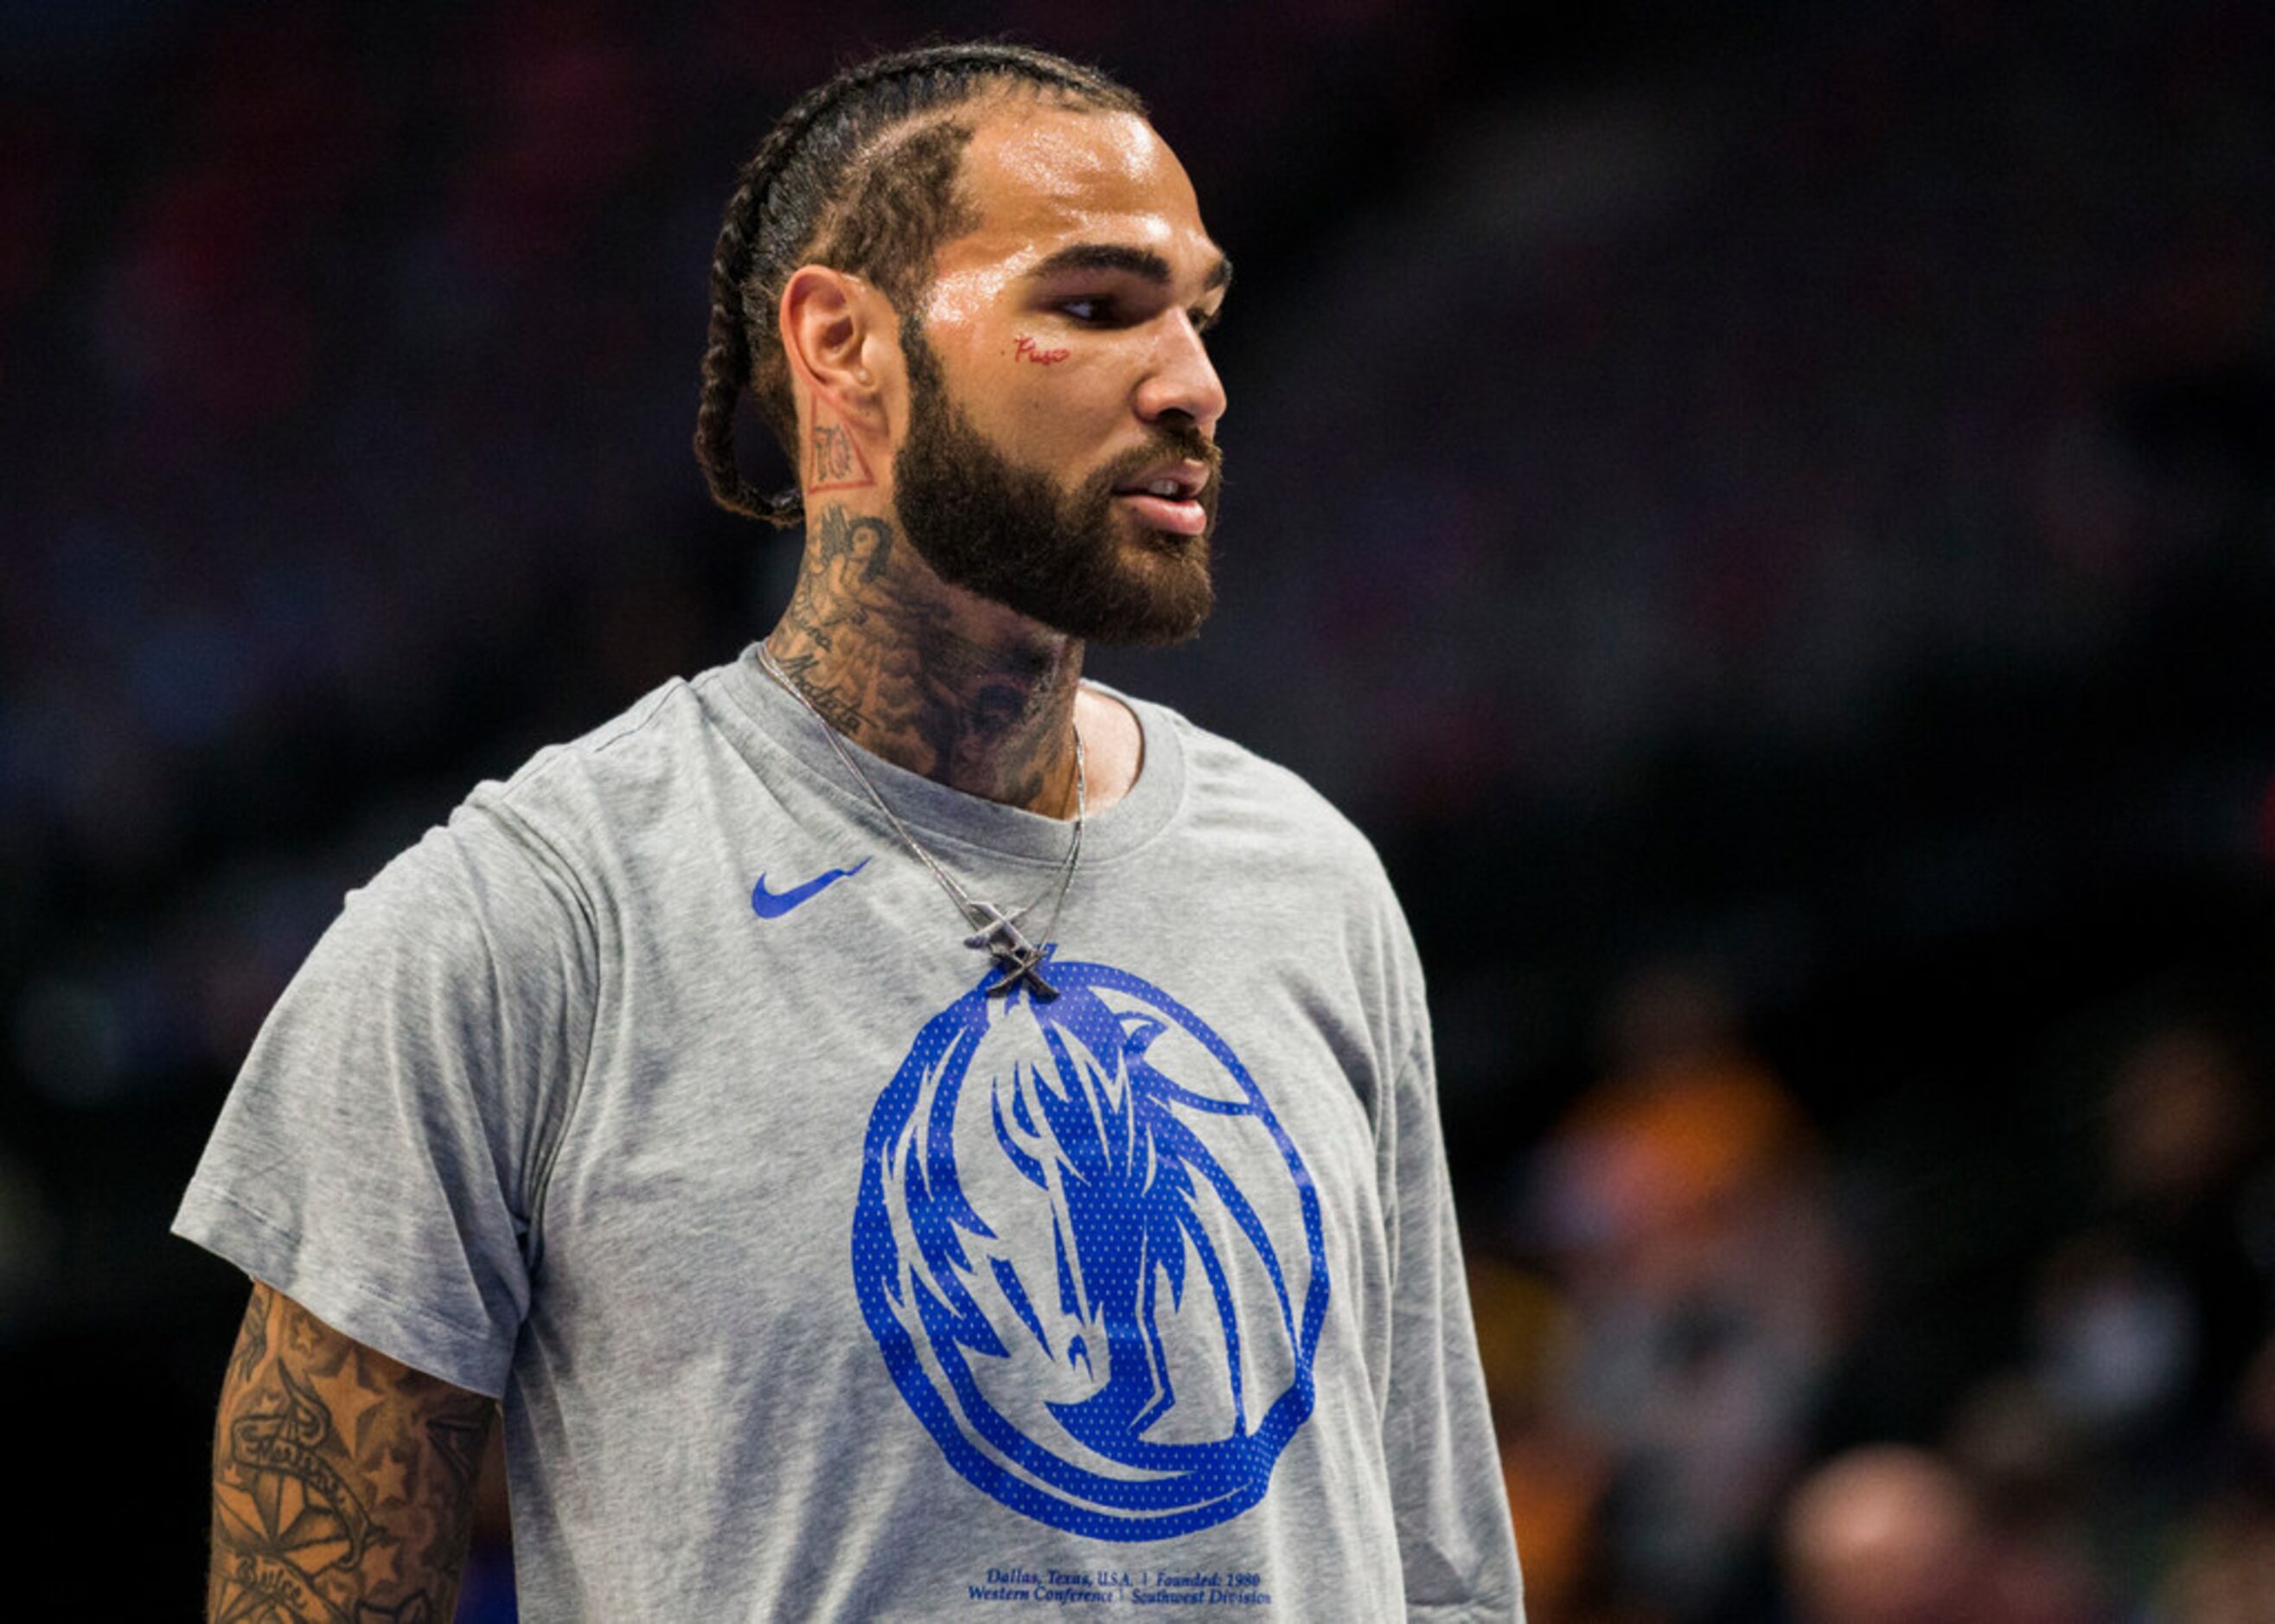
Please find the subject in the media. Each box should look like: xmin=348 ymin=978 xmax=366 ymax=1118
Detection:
xmin=1191 ymin=304 xmax=1224 ymax=336
xmin=1058 ymin=296 xmax=1115 ymax=324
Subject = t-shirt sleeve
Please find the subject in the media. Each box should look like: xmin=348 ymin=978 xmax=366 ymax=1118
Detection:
xmin=171 ymin=802 xmax=596 ymax=1399
xmin=1381 ymin=1025 xmax=1527 ymax=1620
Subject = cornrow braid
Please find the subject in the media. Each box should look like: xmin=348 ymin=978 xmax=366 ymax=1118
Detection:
xmin=694 ymin=42 xmax=1144 ymax=527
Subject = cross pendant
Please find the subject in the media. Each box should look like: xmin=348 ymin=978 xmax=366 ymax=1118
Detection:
xmin=962 ymin=904 xmax=1058 ymax=1000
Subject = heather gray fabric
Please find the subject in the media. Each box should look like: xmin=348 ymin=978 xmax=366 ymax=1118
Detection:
xmin=175 ymin=647 xmax=1523 ymax=1621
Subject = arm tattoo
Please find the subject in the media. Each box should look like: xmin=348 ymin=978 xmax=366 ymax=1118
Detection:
xmin=229 ymin=1288 xmax=269 ymax=1387
xmin=207 ymin=1283 xmax=496 ymax=1623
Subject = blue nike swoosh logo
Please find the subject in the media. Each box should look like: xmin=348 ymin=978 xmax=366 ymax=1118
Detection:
xmin=751 ymin=857 xmax=870 ymax=918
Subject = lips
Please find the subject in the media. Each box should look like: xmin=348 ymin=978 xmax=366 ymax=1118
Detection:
xmin=1110 ymin=459 xmax=1214 ymax=537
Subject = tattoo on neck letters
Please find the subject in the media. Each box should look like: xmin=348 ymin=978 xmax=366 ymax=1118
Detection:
xmin=808 ymin=416 xmax=877 ymax=492
xmin=767 ymin=505 xmax=1082 ymax=812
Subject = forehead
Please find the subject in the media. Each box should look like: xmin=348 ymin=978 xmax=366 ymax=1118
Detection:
xmin=931 ymin=105 xmax=1219 ymax=285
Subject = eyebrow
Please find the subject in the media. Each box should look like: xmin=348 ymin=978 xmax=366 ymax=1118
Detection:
xmin=1028 ymin=243 xmax=1234 ymax=294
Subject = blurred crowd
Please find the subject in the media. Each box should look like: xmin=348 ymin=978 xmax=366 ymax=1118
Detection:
xmin=3 ymin=1 xmax=2272 ymax=1618
xmin=1205 ymin=1 xmax=2274 ymax=831
xmin=1474 ymin=964 xmax=2275 ymax=1622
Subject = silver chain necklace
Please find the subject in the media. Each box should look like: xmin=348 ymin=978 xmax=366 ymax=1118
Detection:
xmin=756 ymin=641 xmax=1083 ymax=1000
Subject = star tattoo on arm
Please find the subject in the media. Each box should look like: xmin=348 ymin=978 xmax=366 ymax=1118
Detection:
xmin=205 ymin=1283 xmax=497 ymax=1624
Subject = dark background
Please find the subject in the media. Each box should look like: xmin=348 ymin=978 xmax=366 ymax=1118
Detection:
xmin=4 ymin=1 xmax=2272 ymax=1617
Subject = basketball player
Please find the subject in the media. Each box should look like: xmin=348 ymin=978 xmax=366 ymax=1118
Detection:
xmin=179 ymin=43 xmax=1522 ymax=1621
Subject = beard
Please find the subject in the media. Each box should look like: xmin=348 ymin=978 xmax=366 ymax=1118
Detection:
xmin=891 ymin=323 xmax=1222 ymax=647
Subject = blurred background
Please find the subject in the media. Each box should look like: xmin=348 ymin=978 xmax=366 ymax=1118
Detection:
xmin=5 ymin=0 xmax=2273 ymax=1617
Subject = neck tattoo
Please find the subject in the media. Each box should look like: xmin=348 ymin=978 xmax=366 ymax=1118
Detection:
xmin=755 ymin=640 xmax=1083 ymax=1000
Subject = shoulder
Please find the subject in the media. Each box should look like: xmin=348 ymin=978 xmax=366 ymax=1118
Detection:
xmin=474 ymin=668 xmax=729 ymax=829
xmin=348 ymin=664 xmax=748 ymax=939
xmin=451 ymin=660 xmax=770 ymax=873
xmin=1115 ymin=687 xmax=1418 ymax=984
xmin=1134 ymin=690 xmax=1392 ymax=881
xmin=1118 ymin=689 xmax=1435 ymax=1098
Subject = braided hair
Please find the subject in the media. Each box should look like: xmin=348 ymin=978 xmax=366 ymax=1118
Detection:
xmin=695 ymin=43 xmax=1144 ymax=527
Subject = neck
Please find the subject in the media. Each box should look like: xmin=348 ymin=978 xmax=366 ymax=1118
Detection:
xmin=764 ymin=502 xmax=1086 ymax=816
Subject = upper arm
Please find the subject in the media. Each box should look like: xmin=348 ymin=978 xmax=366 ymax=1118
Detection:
xmin=176 ymin=809 xmax=599 ymax=1397
xmin=207 ymin=1282 xmax=497 ymax=1623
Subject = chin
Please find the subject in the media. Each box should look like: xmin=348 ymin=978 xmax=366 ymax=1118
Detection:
xmin=1070 ymin=548 xmax=1215 ymax=648
xmin=1119 ymin=528 xmax=1206 ymax=566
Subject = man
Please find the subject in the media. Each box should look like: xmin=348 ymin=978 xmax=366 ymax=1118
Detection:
xmin=178 ymin=42 xmax=1522 ymax=1621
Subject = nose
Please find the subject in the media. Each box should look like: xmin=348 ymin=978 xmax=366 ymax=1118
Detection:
xmin=1134 ymin=311 xmax=1226 ymax=435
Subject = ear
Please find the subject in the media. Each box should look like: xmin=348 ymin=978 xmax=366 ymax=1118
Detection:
xmin=779 ymin=265 xmax=897 ymax=437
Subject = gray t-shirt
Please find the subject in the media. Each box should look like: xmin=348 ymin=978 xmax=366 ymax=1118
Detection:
xmin=175 ymin=649 xmax=1523 ymax=1621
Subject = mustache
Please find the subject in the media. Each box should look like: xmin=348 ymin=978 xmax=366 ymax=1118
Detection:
xmin=1097 ymin=428 xmax=1224 ymax=493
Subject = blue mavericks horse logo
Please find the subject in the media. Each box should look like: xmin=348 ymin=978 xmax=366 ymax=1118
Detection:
xmin=851 ymin=954 xmax=1329 ymax=1539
